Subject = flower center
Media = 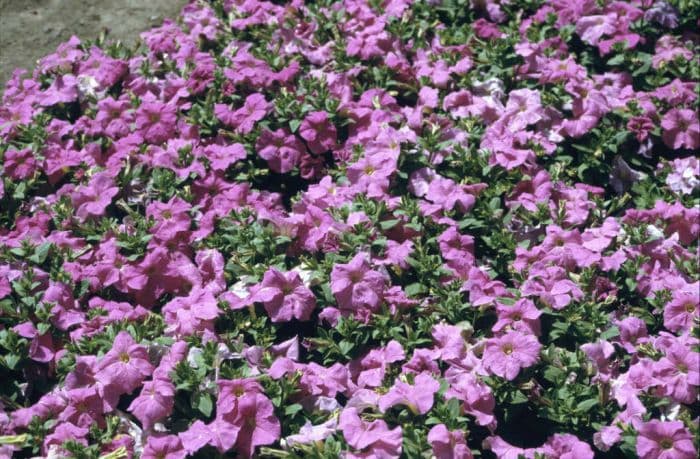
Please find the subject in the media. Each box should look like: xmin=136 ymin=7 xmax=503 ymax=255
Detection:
xmin=119 ymin=352 xmax=130 ymax=363
xmin=659 ymin=438 xmax=673 ymax=450
xmin=502 ymin=343 xmax=514 ymax=355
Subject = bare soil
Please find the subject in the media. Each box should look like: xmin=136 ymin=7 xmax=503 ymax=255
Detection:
xmin=0 ymin=0 xmax=188 ymax=89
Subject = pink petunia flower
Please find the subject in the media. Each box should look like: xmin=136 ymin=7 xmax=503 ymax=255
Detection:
xmin=636 ymin=420 xmax=697 ymax=459
xmin=652 ymin=342 xmax=699 ymax=404
xmin=338 ymin=407 xmax=402 ymax=458
xmin=256 ymin=128 xmax=305 ymax=173
xmin=127 ymin=377 xmax=175 ymax=431
xmin=665 ymin=156 xmax=700 ymax=195
xmin=201 ymin=142 xmax=247 ymax=172
xmin=285 ymin=419 xmax=338 ymax=446
xmin=95 ymin=331 xmax=154 ymax=394
xmin=231 ymin=393 xmax=281 ymax=458
xmin=162 ymin=287 xmax=220 ymax=337
xmin=482 ymin=330 xmax=541 ymax=381
xmin=444 ymin=371 xmax=496 ymax=427
xmin=542 ymin=433 xmax=594 ymax=459
xmin=330 ymin=253 xmax=388 ymax=315
xmin=71 ymin=172 xmax=119 ymax=221
xmin=135 ymin=100 xmax=178 ymax=144
xmin=142 ymin=435 xmax=187 ymax=459
xmin=663 ymin=283 xmax=699 ymax=333
xmin=427 ymin=424 xmax=473 ymax=459
xmin=378 ymin=372 xmax=440 ymax=415
xmin=3 ymin=147 xmax=38 ymax=179
xmin=299 ymin=111 xmax=337 ymax=154
xmin=251 ymin=267 xmax=316 ymax=322
xmin=661 ymin=109 xmax=700 ymax=150
xmin=234 ymin=93 xmax=270 ymax=134
xmin=492 ymin=299 xmax=542 ymax=336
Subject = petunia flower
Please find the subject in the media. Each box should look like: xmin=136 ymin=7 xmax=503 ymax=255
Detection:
xmin=444 ymin=371 xmax=496 ymax=427
xmin=299 ymin=111 xmax=337 ymax=154
xmin=71 ymin=172 xmax=119 ymax=221
xmin=427 ymin=424 xmax=473 ymax=459
xmin=492 ymin=299 xmax=542 ymax=336
xmin=665 ymin=156 xmax=700 ymax=195
xmin=285 ymin=418 xmax=338 ymax=446
xmin=661 ymin=108 xmax=700 ymax=150
xmin=256 ymin=128 xmax=304 ymax=173
xmin=135 ymin=100 xmax=178 ymax=144
xmin=231 ymin=393 xmax=281 ymax=458
xmin=652 ymin=342 xmax=699 ymax=404
xmin=127 ymin=377 xmax=175 ymax=431
xmin=141 ymin=435 xmax=187 ymax=459
xmin=378 ymin=372 xmax=440 ymax=415
xmin=663 ymin=283 xmax=699 ymax=333
xmin=330 ymin=253 xmax=388 ymax=315
xmin=636 ymin=420 xmax=697 ymax=459
xmin=251 ymin=267 xmax=316 ymax=322
xmin=482 ymin=330 xmax=541 ymax=381
xmin=338 ymin=407 xmax=402 ymax=457
xmin=95 ymin=331 xmax=154 ymax=394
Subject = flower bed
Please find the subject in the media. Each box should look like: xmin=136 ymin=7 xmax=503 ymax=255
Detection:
xmin=0 ymin=1 xmax=698 ymax=458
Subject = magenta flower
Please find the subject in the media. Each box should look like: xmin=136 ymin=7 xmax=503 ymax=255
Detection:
xmin=652 ymin=343 xmax=699 ymax=404
xmin=127 ymin=377 xmax=175 ymax=431
xmin=330 ymin=253 xmax=387 ymax=315
xmin=663 ymin=283 xmax=699 ymax=333
xmin=285 ymin=419 xmax=338 ymax=446
xmin=445 ymin=372 xmax=496 ymax=427
xmin=135 ymin=100 xmax=178 ymax=144
xmin=338 ymin=407 xmax=402 ymax=457
xmin=3 ymin=147 xmax=38 ymax=179
xmin=636 ymin=420 xmax=697 ymax=459
xmin=252 ymin=267 xmax=316 ymax=322
xmin=234 ymin=93 xmax=271 ymax=134
xmin=427 ymin=424 xmax=473 ymax=459
xmin=299 ymin=111 xmax=337 ymax=154
xmin=95 ymin=331 xmax=154 ymax=394
xmin=179 ymin=420 xmax=213 ymax=455
xmin=59 ymin=387 xmax=104 ymax=429
xmin=231 ymin=393 xmax=281 ymax=459
xmin=353 ymin=340 xmax=405 ymax=389
xmin=202 ymin=142 xmax=247 ymax=172
xmin=216 ymin=93 xmax=270 ymax=134
xmin=162 ymin=287 xmax=220 ymax=337
xmin=378 ymin=372 xmax=440 ymax=415
xmin=492 ymin=299 xmax=542 ymax=336
xmin=71 ymin=172 xmax=119 ymax=221
xmin=542 ymin=433 xmax=594 ymax=459
xmin=147 ymin=196 xmax=192 ymax=242
xmin=661 ymin=109 xmax=700 ymax=150
xmin=141 ymin=435 xmax=186 ymax=459
xmin=346 ymin=150 xmax=398 ymax=198
xmin=575 ymin=14 xmax=617 ymax=46
xmin=665 ymin=156 xmax=700 ymax=195
xmin=256 ymin=128 xmax=304 ymax=173
xmin=482 ymin=330 xmax=541 ymax=380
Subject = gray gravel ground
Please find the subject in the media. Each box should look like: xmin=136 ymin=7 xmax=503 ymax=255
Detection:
xmin=0 ymin=0 xmax=189 ymax=89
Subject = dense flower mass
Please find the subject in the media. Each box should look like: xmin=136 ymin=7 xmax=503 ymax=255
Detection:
xmin=0 ymin=0 xmax=699 ymax=457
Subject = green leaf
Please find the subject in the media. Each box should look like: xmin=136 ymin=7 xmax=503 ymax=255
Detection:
xmin=284 ymin=403 xmax=303 ymax=416
xmin=197 ymin=394 xmax=213 ymax=417
xmin=576 ymin=398 xmax=598 ymax=413
xmin=3 ymin=354 xmax=21 ymax=370
xmin=600 ymin=326 xmax=620 ymax=340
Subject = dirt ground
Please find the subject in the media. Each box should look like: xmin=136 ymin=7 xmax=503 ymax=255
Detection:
xmin=0 ymin=0 xmax=189 ymax=89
